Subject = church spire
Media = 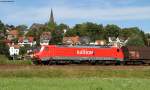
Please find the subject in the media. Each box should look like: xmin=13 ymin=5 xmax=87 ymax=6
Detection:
xmin=49 ymin=8 xmax=54 ymax=24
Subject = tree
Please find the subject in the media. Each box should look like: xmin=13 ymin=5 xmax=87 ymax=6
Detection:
xmin=0 ymin=20 xmax=9 ymax=57
xmin=3 ymin=45 xmax=10 ymax=58
xmin=57 ymin=23 xmax=69 ymax=31
xmin=0 ymin=40 xmax=5 ymax=54
xmin=11 ymin=38 xmax=18 ymax=44
xmin=80 ymin=36 xmax=91 ymax=45
xmin=65 ymin=29 xmax=77 ymax=37
xmin=119 ymin=28 xmax=132 ymax=39
xmin=120 ymin=27 xmax=146 ymax=46
xmin=0 ymin=20 xmax=6 ymax=39
xmin=73 ymin=24 xmax=87 ymax=36
xmin=27 ymin=23 xmax=46 ymax=46
xmin=86 ymin=23 xmax=104 ymax=41
xmin=127 ymin=36 xmax=145 ymax=46
xmin=0 ymin=40 xmax=9 ymax=57
xmin=19 ymin=45 xmax=31 ymax=57
xmin=16 ymin=25 xmax=28 ymax=31
xmin=16 ymin=25 xmax=28 ymax=36
xmin=140 ymin=31 xmax=147 ymax=46
xmin=47 ymin=22 xmax=57 ymax=32
xmin=19 ymin=46 xmax=27 ymax=56
xmin=71 ymin=22 xmax=104 ymax=42
xmin=104 ymin=24 xmax=121 ymax=38
xmin=49 ymin=29 xmax=63 ymax=45
xmin=145 ymin=33 xmax=150 ymax=46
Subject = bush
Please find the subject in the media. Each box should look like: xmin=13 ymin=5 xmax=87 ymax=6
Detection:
xmin=0 ymin=55 xmax=32 ymax=65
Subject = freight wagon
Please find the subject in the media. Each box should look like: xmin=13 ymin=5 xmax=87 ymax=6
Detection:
xmin=123 ymin=46 xmax=150 ymax=64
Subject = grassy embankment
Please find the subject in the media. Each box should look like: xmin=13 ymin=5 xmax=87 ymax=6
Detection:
xmin=0 ymin=55 xmax=32 ymax=65
xmin=0 ymin=78 xmax=150 ymax=90
xmin=0 ymin=65 xmax=150 ymax=78
xmin=0 ymin=54 xmax=150 ymax=78
xmin=1 ymin=55 xmax=150 ymax=90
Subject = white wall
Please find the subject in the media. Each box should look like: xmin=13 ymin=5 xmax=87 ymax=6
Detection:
xmin=9 ymin=47 xmax=19 ymax=56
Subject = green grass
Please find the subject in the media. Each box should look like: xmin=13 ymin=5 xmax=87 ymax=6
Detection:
xmin=0 ymin=77 xmax=150 ymax=90
xmin=1 ymin=55 xmax=150 ymax=90
xmin=0 ymin=65 xmax=150 ymax=78
xmin=0 ymin=55 xmax=32 ymax=65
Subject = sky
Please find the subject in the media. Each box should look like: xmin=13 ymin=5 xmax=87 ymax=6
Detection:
xmin=0 ymin=0 xmax=150 ymax=32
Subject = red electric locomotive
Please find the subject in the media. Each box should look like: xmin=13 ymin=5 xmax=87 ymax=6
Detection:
xmin=32 ymin=45 xmax=125 ymax=65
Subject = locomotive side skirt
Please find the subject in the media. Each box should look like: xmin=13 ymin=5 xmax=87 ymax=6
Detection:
xmin=40 ymin=56 xmax=122 ymax=61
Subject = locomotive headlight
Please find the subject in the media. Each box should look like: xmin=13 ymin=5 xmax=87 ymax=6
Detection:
xmin=32 ymin=54 xmax=40 ymax=60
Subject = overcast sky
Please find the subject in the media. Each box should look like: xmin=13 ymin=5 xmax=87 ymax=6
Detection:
xmin=0 ymin=0 xmax=150 ymax=32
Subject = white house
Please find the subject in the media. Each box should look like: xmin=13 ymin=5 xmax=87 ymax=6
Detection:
xmin=40 ymin=40 xmax=50 ymax=45
xmin=9 ymin=45 xmax=20 ymax=56
xmin=40 ymin=32 xmax=51 ymax=46
xmin=18 ymin=37 xmax=36 ymax=47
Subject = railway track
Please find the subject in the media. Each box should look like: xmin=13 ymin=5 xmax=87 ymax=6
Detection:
xmin=1 ymin=64 xmax=150 ymax=72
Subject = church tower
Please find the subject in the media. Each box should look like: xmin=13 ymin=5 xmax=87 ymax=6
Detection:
xmin=49 ymin=8 xmax=55 ymax=24
xmin=47 ymin=8 xmax=56 ymax=31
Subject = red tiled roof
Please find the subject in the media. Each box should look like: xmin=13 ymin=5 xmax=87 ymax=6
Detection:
xmin=41 ymin=32 xmax=51 ymax=40
xmin=63 ymin=36 xmax=80 ymax=44
xmin=42 ymin=32 xmax=51 ymax=36
xmin=28 ymin=37 xmax=34 ymax=42
xmin=8 ymin=30 xmax=18 ymax=35
xmin=3 ymin=39 xmax=12 ymax=43
xmin=18 ymin=36 xmax=34 ymax=43
xmin=18 ymin=37 xmax=24 ymax=43
xmin=10 ymin=45 xmax=20 ymax=49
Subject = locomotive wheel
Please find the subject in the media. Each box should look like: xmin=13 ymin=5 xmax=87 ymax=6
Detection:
xmin=32 ymin=60 xmax=42 ymax=65
xmin=32 ymin=60 xmax=39 ymax=65
xmin=120 ymin=61 xmax=125 ymax=65
xmin=90 ymin=60 xmax=96 ymax=65
xmin=41 ymin=61 xmax=49 ymax=65
xmin=49 ymin=60 xmax=57 ymax=65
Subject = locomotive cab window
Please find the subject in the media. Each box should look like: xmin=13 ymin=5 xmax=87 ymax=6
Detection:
xmin=44 ymin=47 xmax=49 ymax=51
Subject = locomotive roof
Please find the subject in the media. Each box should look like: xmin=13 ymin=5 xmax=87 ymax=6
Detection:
xmin=56 ymin=45 xmax=114 ymax=48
